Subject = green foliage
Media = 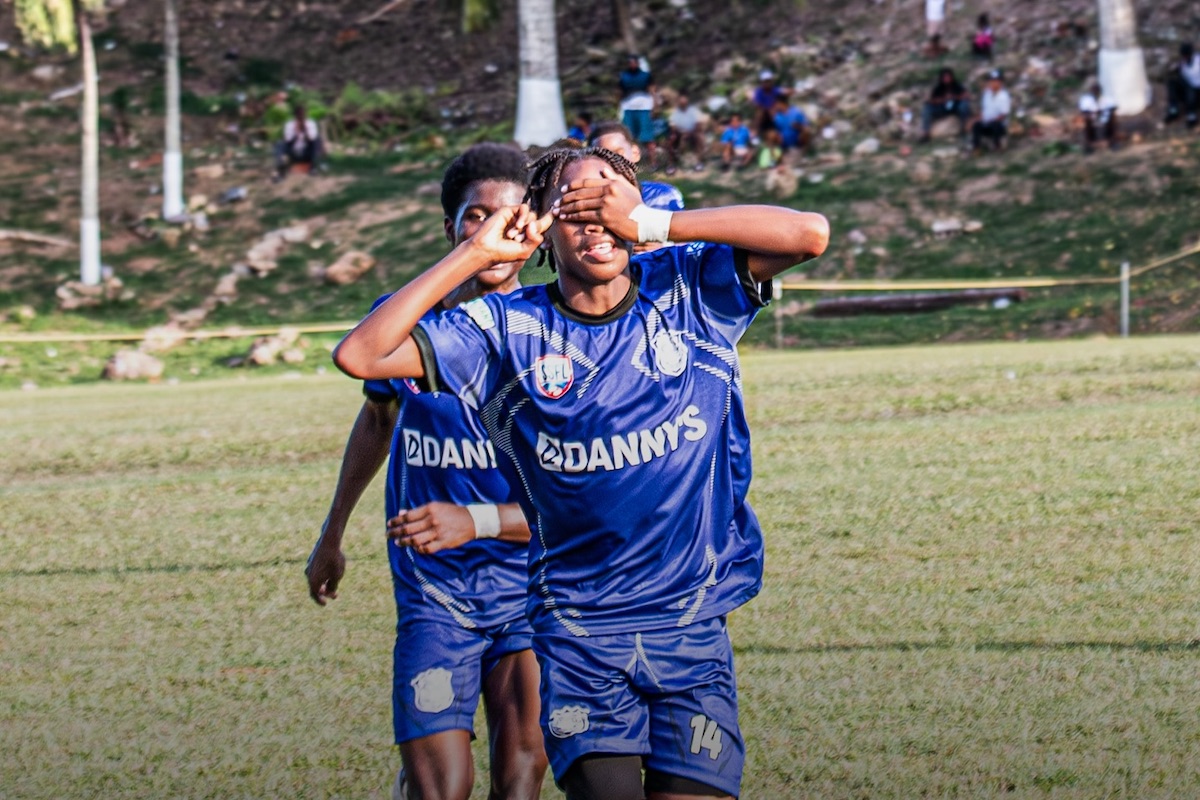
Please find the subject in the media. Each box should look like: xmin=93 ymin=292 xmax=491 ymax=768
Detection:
xmin=321 ymin=82 xmax=436 ymax=142
xmin=14 ymin=0 xmax=105 ymax=52
xmin=461 ymin=0 xmax=498 ymax=33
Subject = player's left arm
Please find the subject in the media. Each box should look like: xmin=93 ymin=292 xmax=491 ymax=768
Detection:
xmin=555 ymin=167 xmax=830 ymax=282
xmin=386 ymin=502 xmax=530 ymax=555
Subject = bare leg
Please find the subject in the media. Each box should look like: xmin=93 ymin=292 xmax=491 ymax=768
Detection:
xmin=399 ymin=729 xmax=474 ymax=800
xmin=482 ymin=650 xmax=547 ymax=800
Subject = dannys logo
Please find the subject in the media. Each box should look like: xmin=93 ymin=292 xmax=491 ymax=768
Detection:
xmin=651 ymin=330 xmax=689 ymax=377
xmin=536 ymin=404 xmax=708 ymax=473
xmin=403 ymin=429 xmax=497 ymax=470
xmin=548 ymin=705 xmax=590 ymax=738
xmin=533 ymin=355 xmax=574 ymax=399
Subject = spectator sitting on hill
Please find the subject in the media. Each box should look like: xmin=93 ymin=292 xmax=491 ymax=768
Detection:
xmin=757 ymin=123 xmax=784 ymax=169
xmin=567 ymin=111 xmax=593 ymax=143
xmin=720 ymin=112 xmax=755 ymax=170
xmin=772 ymin=96 xmax=811 ymax=157
xmin=919 ymin=67 xmax=971 ymax=143
xmin=752 ymin=70 xmax=789 ymax=138
xmin=972 ymin=13 xmax=994 ymax=60
xmin=1079 ymin=81 xmax=1118 ymax=153
xmin=971 ymin=69 xmax=1011 ymax=153
xmin=617 ymin=54 xmax=659 ymax=165
xmin=666 ymin=94 xmax=706 ymax=173
xmin=274 ymin=104 xmax=324 ymax=180
xmin=1164 ymin=42 xmax=1200 ymax=128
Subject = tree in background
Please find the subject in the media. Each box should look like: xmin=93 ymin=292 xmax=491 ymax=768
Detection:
xmin=162 ymin=0 xmax=185 ymax=220
xmin=512 ymin=0 xmax=567 ymax=147
xmin=15 ymin=0 xmax=106 ymax=286
xmin=1097 ymin=0 xmax=1149 ymax=115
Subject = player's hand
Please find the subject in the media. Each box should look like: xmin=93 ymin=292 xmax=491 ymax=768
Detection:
xmin=305 ymin=541 xmax=346 ymax=606
xmin=467 ymin=204 xmax=553 ymax=269
xmin=387 ymin=502 xmax=478 ymax=555
xmin=553 ymin=167 xmax=642 ymax=242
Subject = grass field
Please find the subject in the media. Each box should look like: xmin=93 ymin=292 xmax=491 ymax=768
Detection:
xmin=2 ymin=336 xmax=1199 ymax=799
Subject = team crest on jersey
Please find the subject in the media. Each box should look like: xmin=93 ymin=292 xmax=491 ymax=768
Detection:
xmin=651 ymin=330 xmax=689 ymax=377
xmin=548 ymin=705 xmax=590 ymax=738
xmin=533 ymin=355 xmax=574 ymax=399
xmin=411 ymin=667 xmax=455 ymax=713
xmin=402 ymin=377 xmax=422 ymax=395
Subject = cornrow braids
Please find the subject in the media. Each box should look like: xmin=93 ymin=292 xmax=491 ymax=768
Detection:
xmin=440 ymin=142 xmax=528 ymax=219
xmin=524 ymin=146 xmax=640 ymax=272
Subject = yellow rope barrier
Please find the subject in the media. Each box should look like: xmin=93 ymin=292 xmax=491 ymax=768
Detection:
xmin=779 ymin=242 xmax=1200 ymax=293
xmin=0 ymin=322 xmax=357 ymax=345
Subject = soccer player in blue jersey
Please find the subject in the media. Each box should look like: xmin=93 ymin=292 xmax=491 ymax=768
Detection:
xmin=306 ymin=143 xmax=548 ymax=800
xmin=588 ymin=121 xmax=685 ymax=214
xmin=332 ymin=146 xmax=829 ymax=800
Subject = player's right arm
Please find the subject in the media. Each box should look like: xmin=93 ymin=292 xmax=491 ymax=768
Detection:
xmin=332 ymin=205 xmax=550 ymax=381
xmin=306 ymin=396 xmax=398 ymax=605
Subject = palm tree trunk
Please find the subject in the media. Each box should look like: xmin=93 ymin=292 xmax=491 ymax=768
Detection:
xmin=513 ymin=0 xmax=567 ymax=148
xmin=162 ymin=0 xmax=186 ymax=220
xmin=1097 ymin=0 xmax=1148 ymax=115
xmin=79 ymin=7 xmax=102 ymax=285
xmin=612 ymin=0 xmax=636 ymax=56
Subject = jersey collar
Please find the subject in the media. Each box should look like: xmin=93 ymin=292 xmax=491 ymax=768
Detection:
xmin=546 ymin=268 xmax=640 ymax=325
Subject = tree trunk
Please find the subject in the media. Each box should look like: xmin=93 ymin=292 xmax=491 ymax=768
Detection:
xmin=1097 ymin=0 xmax=1149 ymax=115
xmin=612 ymin=0 xmax=636 ymax=56
xmin=79 ymin=8 xmax=102 ymax=285
xmin=513 ymin=0 xmax=566 ymax=148
xmin=162 ymin=0 xmax=185 ymax=220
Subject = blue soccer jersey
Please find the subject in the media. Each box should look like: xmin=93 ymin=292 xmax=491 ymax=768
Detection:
xmin=411 ymin=242 xmax=768 ymax=637
xmin=364 ymin=304 xmax=529 ymax=631
xmin=641 ymin=180 xmax=685 ymax=212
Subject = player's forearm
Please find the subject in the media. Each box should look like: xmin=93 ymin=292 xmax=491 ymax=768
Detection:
xmin=321 ymin=401 xmax=396 ymax=546
xmin=333 ymin=241 xmax=490 ymax=380
xmin=667 ymin=207 xmax=830 ymax=279
xmin=495 ymin=503 xmax=532 ymax=544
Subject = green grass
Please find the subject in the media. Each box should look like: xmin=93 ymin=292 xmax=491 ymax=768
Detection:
xmin=3 ymin=336 xmax=1199 ymax=798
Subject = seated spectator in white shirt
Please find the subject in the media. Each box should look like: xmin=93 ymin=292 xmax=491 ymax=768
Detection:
xmin=665 ymin=94 xmax=706 ymax=172
xmin=275 ymin=104 xmax=325 ymax=180
xmin=1079 ymin=82 xmax=1118 ymax=153
xmin=971 ymin=69 xmax=1011 ymax=153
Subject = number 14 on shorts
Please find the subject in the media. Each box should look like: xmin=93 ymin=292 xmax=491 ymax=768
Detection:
xmin=689 ymin=714 xmax=724 ymax=759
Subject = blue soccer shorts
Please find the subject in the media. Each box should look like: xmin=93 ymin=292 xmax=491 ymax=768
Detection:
xmin=392 ymin=614 xmax=533 ymax=744
xmin=623 ymin=109 xmax=656 ymax=143
xmin=533 ymin=616 xmax=744 ymax=797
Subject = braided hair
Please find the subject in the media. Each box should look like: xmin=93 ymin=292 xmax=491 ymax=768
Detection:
xmin=524 ymin=146 xmax=640 ymax=272
xmin=440 ymin=142 xmax=528 ymax=219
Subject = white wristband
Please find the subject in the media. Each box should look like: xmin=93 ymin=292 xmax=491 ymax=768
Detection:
xmin=628 ymin=203 xmax=674 ymax=244
xmin=465 ymin=504 xmax=502 ymax=539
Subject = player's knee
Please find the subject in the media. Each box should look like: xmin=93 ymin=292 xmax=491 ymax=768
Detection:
xmin=561 ymin=754 xmax=644 ymax=800
xmin=490 ymin=744 xmax=548 ymax=800
xmin=404 ymin=762 xmax=473 ymax=800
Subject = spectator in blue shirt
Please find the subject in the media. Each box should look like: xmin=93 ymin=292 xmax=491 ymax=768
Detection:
xmin=752 ymin=69 xmax=789 ymax=136
xmin=566 ymin=111 xmax=593 ymax=144
xmin=720 ymin=113 xmax=755 ymax=170
xmin=771 ymin=96 xmax=810 ymax=155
